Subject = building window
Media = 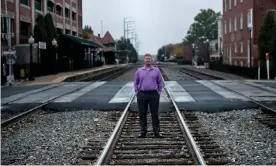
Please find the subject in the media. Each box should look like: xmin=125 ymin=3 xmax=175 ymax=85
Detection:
xmin=20 ymin=21 xmax=31 ymax=36
xmin=72 ymin=12 xmax=76 ymax=21
xmin=20 ymin=0 xmax=29 ymax=6
xmin=234 ymin=16 xmax=237 ymax=31
xmin=240 ymin=14 xmax=243 ymax=29
xmin=240 ymin=42 xmax=243 ymax=53
xmin=1 ymin=17 xmax=14 ymax=33
xmin=72 ymin=31 xmax=77 ymax=36
xmin=240 ymin=61 xmax=243 ymax=67
xmin=65 ymin=29 xmax=70 ymax=34
xmin=57 ymin=28 xmax=63 ymax=34
xmin=229 ymin=18 xmax=232 ymax=33
xmin=224 ymin=21 xmax=227 ymax=34
xmin=47 ymin=0 xmax=54 ymax=13
xmin=35 ymin=0 xmax=42 ymax=11
xmin=229 ymin=0 xmax=231 ymax=10
xmin=65 ymin=8 xmax=70 ymax=18
xmin=234 ymin=0 xmax=237 ymax=6
xmin=247 ymin=9 xmax=252 ymax=24
xmin=56 ymin=5 xmax=62 ymax=16
xmin=234 ymin=43 xmax=237 ymax=53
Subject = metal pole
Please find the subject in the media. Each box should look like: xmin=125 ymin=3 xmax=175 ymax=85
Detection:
xmin=249 ymin=30 xmax=252 ymax=68
xmin=29 ymin=43 xmax=34 ymax=81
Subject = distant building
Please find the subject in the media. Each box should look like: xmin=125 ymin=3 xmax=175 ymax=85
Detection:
xmin=222 ymin=0 xmax=276 ymax=67
xmin=1 ymin=0 xmax=83 ymax=47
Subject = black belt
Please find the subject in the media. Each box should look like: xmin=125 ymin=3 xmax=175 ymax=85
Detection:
xmin=139 ymin=90 xmax=157 ymax=92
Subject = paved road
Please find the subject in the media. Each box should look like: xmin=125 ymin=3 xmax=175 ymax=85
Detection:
xmin=1 ymin=80 xmax=276 ymax=114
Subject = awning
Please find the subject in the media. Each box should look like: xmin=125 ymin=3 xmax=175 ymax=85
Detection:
xmin=60 ymin=34 xmax=102 ymax=48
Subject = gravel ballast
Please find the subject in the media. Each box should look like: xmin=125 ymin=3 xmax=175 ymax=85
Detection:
xmin=194 ymin=109 xmax=276 ymax=165
xmin=1 ymin=110 xmax=120 ymax=165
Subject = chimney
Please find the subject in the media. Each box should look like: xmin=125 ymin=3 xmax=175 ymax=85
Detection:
xmin=98 ymin=34 xmax=100 ymax=38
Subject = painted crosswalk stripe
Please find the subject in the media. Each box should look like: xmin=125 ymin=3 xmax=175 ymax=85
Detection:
xmin=1 ymin=83 xmax=62 ymax=105
xmin=166 ymin=81 xmax=195 ymax=102
xmin=54 ymin=81 xmax=107 ymax=103
xmin=108 ymin=82 xmax=134 ymax=103
xmin=196 ymin=80 xmax=250 ymax=101
xmin=212 ymin=80 xmax=276 ymax=101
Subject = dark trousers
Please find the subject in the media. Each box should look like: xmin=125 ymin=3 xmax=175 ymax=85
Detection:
xmin=137 ymin=91 xmax=160 ymax=134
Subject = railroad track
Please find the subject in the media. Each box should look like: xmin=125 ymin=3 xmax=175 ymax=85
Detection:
xmin=180 ymin=68 xmax=224 ymax=80
xmin=1 ymin=66 xmax=131 ymax=128
xmin=90 ymin=67 xmax=234 ymax=165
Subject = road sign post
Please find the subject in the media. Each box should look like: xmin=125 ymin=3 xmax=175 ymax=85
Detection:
xmin=3 ymin=51 xmax=16 ymax=86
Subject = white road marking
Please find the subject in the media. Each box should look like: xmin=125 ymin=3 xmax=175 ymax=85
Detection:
xmin=108 ymin=82 xmax=134 ymax=103
xmin=212 ymin=80 xmax=276 ymax=101
xmin=196 ymin=80 xmax=250 ymax=101
xmin=165 ymin=81 xmax=195 ymax=102
xmin=53 ymin=81 xmax=107 ymax=103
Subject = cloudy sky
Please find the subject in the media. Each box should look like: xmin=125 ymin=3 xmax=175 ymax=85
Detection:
xmin=83 ymin=0 xmax=222 ymax=55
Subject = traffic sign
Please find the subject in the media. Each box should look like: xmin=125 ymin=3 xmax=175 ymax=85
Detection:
xmin=39 ymin=42 xmax=47 ymax=49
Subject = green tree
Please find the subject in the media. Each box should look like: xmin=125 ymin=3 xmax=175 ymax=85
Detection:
xmin=44 ymin=13 xmax=57 ymax=42
xmin=270 ymin=22 xmax=276 ymax=77
xmin=116 ymin=37 xmax=138 ymax=63
xmin=258 ymin=11 xmax=275 ymax=67
xmin=33 ymin=14 xmax=47 ymax=42
xmin=183 ymin=9 xmax=221 ymax=45
xmin=84 ymin=25 xmax=93 ymax=34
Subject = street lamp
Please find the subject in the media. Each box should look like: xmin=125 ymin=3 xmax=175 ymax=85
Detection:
xmin=204 ymin=39 xmax=210 ymax=62
xmin=28 ymin=34 xmax=35 ymax=81
xmin=52 ymin=38 xmax=57 ymax=73
xmin=248 ymin=23 xmax=253 ymax=67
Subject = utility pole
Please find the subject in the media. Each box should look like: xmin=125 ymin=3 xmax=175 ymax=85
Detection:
xmin=123 ymin=17 xmax=135 ymax=63
xmin=3 ymin=0 xmax=16 ymax=86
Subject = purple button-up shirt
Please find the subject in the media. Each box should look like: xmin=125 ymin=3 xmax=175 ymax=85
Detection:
xmin=134 ymin=65 xmax=163 ymax=95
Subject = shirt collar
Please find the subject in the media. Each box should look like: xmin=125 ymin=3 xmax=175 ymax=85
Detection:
xmin=142 ymin=65 xmax=153 ymax=70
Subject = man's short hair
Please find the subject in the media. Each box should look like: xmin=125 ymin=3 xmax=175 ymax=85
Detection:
xmin=144 ymin=53 xmax=152 ymax=58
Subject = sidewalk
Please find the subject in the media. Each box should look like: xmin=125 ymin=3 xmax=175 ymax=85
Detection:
xmin=16 ymin=65 xmax=118 ymax=86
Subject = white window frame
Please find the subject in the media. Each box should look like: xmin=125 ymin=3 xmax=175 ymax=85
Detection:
xmin=240 ymin=42 xmax=243 ymax=53
xmin=234 ymin=0 xmax=237 ymax=6
xmin=240 ymin=0 xmax=243 ymax=3
xmin=234 ymin=43 xmax=237 ymax=53
xmin=229 ymin=18 xmax=232 ymax=33
xmin=240 ymin=14 xmax=243 ymax=30
xmin=229 ymin=0 xmax=231 ymax=10
xmin=224 ymin=21 xmax=227 ymax=34
xmin=234 ymin=16 xmax=237 ymax=31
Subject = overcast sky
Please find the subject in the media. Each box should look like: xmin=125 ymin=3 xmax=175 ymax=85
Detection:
xmin=83 ymin=0 xmax=222 ymax=55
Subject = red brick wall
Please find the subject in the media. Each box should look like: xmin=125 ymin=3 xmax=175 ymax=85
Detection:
xmin=19 ymin=5 xmax=31 ymax=21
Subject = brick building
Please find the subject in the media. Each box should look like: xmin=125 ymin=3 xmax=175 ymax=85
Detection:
xmin=1 ymin=0 xmax=83 ymax=47
xmin=222 ymin=0 xmax=276 ymax=67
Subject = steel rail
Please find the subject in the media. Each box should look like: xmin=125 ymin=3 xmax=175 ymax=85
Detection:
xmin=95 ymin=91 xmax=136 ymax=165
xmin=1 ymin=68 xmax=130 ymax=127
xmin=159 ymin=68 xmax=207 ymax=166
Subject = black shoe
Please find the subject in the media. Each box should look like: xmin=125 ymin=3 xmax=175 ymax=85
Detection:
xmin=154 ymin=133 xmax=163 ymax=138
xmin=138 ymin=133 xmax=147 ymax=138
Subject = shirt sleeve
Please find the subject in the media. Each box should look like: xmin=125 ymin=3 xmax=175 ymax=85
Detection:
xmin=157 ymin=68 xmax=163 ymax=95
xmin=134 ymin=70 xmax=139 ymax=95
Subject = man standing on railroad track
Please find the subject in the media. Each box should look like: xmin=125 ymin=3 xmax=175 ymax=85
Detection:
xmin=134 ymin=53 xmax=163 ymax=138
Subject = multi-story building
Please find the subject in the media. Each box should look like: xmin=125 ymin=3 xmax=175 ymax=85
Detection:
xmin=1 ymin=0 xmax=83 ymax=47
xmin=222 ymin=0 xmax=276 ymax=67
